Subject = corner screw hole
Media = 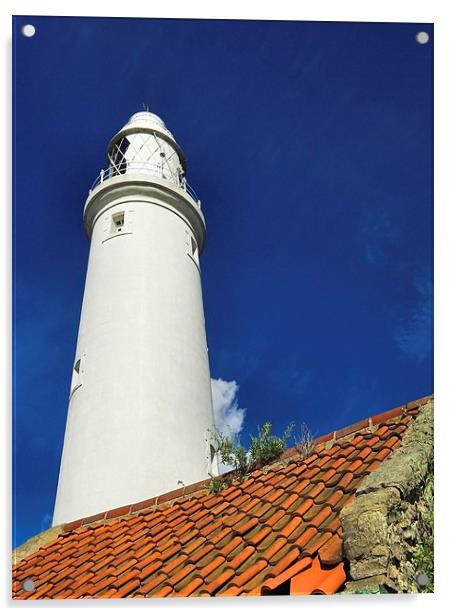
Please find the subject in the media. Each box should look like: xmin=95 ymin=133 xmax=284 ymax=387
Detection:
xmin=416 ymin=32 xmax=429 ymax=45
xmin=416 ymin=573 xmax=429 ymax=587
xmin=21 ymin=24 xmax=36 ymax=38
xmin=22 ymin=579 xmax=35 ymax=592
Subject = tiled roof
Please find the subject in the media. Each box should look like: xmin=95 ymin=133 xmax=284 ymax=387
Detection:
xmin=12 ymin=396 xmax=431 ymax=600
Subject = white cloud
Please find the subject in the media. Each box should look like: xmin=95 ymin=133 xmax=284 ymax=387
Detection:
xmin=211 ymin=378 xmax=246 ymax=438
xmin=394 ymin=276 xmax=433 ymax=362
xmin=41 ymin=512 xmax=52 ymax=532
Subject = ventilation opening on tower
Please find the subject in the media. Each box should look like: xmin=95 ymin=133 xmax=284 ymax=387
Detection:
xmin=111 ymin=212 xmax=125 ymax=234
xmin=187 ymin=234 xmax=199 ymax=267
xmin=70 ymin=358 xmax=82 ymax=397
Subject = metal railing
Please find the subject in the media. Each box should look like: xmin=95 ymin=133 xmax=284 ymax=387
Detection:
xmin=89 ymin=161 xmax=201 ymax=208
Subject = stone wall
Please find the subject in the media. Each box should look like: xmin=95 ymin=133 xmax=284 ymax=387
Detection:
xmin=13 ymin=524 xmax=64 ymax=566
xmin=340 ymin=399 xmax=434 ymax=593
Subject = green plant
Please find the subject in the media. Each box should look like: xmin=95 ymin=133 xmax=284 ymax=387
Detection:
xmin=209 ymin=430 xmax=249 ymax=481
xmin=207 ymin=473 xmax=228 ymax=495
xmin=414 ymin=471 xmax=434 ymax=592
xmin=351 ymin=585 xmax=390 ymax=594
xmin=249 ymin=422 xmax=295 ymax=468
xmin=208 ymin=421 xmax=296 ymax=493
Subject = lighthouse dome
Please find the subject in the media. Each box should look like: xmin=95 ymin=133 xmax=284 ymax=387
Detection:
xmin=127 ymin=111 xmax=166 ymax=129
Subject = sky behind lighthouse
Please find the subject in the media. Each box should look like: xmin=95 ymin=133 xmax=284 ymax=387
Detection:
xmin=13 ymin=16 xmax=433 ymax=547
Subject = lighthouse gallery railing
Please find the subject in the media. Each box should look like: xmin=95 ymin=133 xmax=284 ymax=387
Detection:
xmin=89 ymin=162 xmax=201 ymax=208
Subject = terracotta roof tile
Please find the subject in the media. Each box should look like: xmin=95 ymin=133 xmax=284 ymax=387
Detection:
xmin=140 ymin=574 xmax=166 ymax=594
xmin=261 ymin=556 xmax=313 ymax=594
xmin=177 ymin=575 xmax=203 ymax=597
xmin=366 ymin=460 xmax=381 ymax=473
xmin=337 ymin=472 xmax=355 ymax=490
xmin=262 ymin=536 xmax=287 ymax=562
xmin=228 ymin=545 xmax=256 ymax=570
xmin=293 ymin=525 xmax=318 ymax=549
xmin=305 ymin=482 xmax=324 ymax=499
xmin=270 ymin=546 xmax=300 ymax=576
xmin=233 ymin=558 xmax=267 ymax=587
xmin=12 ymin=396 xmax=430 ymax=599
xmin=280 ymin=515 xmax=302 ymax=538
xmin=318 ymin=533 xmax=343 ymax=566
xmin=210 ymin=527 xmax=235 ymax=548
xmin=248 ymin=525 xmax=272 ymax=547
xmin=279 ymin=492 xmax=299 ymax=510
xmin=302 ymin=530 xmax=334 ymax=557
xmin=241 ymin=497 xmax=261 ymax=513
xmin=323 ymin=514 xmax=342 ymax=534
xmin=169 ymin=563 xmax=196 ymax=587
xmin=205 ymin=567 xmax=235 ymax=594
xmin=375 ymin=424 xmax=390 ymax=437
xmin=139 ymin=559 xmax=163 ymax=580
xmin=290 ymin=556 xmax=346 ymax=595
xmin=221 ymin=511 xmax=247 ymax=528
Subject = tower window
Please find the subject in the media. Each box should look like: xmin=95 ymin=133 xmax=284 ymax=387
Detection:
xmin=103 ymin=210 xmax=133 ymax=243
xmin=111 ymin=212 xmax=125 ymax=234
xmin=187 ymin=234 xmax=200 ymax=268
xmin=70 ymin=358 xmax=82 ymax=397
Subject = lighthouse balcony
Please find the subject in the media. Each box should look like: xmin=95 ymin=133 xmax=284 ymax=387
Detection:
xmin=89 ymin=161 xmax=201 ymax=209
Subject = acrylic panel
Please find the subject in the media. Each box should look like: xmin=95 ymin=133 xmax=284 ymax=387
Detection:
xmin=12 ymin=16 xmax=434 ymax=598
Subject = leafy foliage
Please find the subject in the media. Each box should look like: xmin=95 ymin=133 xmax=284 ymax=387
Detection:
xmin=249 ymin=422 xmax=295 ymax=467
xmin=208 ymin=421 xmax=296 ymax=492
xmin=351 ymin=585 xmax=390 ymax=594
xmin=207 ymin=473 xmax=228 ymax=495
xmin=210 ymin=431 xmax=249 ymax=481
xmin=414 ymin=471 xmax=434 ymax=592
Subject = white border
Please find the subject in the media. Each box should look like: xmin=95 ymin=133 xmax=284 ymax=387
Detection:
xmin=2 ymin=1 xmax=450 ymax=613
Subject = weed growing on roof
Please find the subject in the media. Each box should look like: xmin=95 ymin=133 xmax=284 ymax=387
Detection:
xmin=207 ymin=473 xmax=228 ymax=495
xmin=250 ymin=422 xmax=295 ymax=467
xmin=210 ymin=430 xmax=249 ymax=481
xmin=293 ymin=422 xmax=315 ymax=460
xmin=207 ymin=421 xmax=296 ymax=491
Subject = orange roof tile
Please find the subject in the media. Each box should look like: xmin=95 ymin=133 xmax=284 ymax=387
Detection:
xmin=12 ymin=395 xmax=431 ymax=600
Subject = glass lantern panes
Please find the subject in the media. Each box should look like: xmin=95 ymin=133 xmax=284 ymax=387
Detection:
xmin=107 ymin=131 xmax=181 ymax=186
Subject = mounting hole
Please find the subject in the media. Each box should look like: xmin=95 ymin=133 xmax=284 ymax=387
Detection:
xmin=416 ymin=573 xmax=429 ymax=587
xmin=22 ymin=579 xmax=35 ymax=592
xmin=416 ymin=31 xmax=429 ymax=45
xmin=21 ymin=24 xmax=36 ymax=38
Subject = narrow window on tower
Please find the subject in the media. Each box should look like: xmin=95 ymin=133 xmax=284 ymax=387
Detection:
xmin=191 ymin=236 xmax=197 ymax=256
xmin=111 ymin=211 xmax=125 ymax=234
xmin=190 ymin=235 xmax=199 ymax=266
xmin=103 ymin=210 xmax=133 ymax=242
xmin=70 ymin=358 xmax=82 ymax=397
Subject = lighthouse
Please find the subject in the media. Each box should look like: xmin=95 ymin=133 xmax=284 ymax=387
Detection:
xmin=53 ymin=111 xmax=218 ymax=525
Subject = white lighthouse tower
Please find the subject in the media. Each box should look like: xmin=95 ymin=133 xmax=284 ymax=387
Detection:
xmin=53 ymin=111 xmax=218 ymax=525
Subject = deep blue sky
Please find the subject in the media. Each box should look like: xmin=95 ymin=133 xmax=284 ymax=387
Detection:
xmin=13 ymin=16 xmax=433 ymax=547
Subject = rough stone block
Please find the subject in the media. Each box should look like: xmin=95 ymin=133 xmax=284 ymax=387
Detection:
xmin=339 ymin=402 xmax=434 ymax=593
xmin=350 ymin=554 xmax=390 ymax=579
xmin=344 ymin=575 xmax=396 ymax=594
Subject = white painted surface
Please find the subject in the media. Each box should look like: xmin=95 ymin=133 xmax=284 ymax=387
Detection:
xmin=53 ymin=113 xmax=217 ymax=525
